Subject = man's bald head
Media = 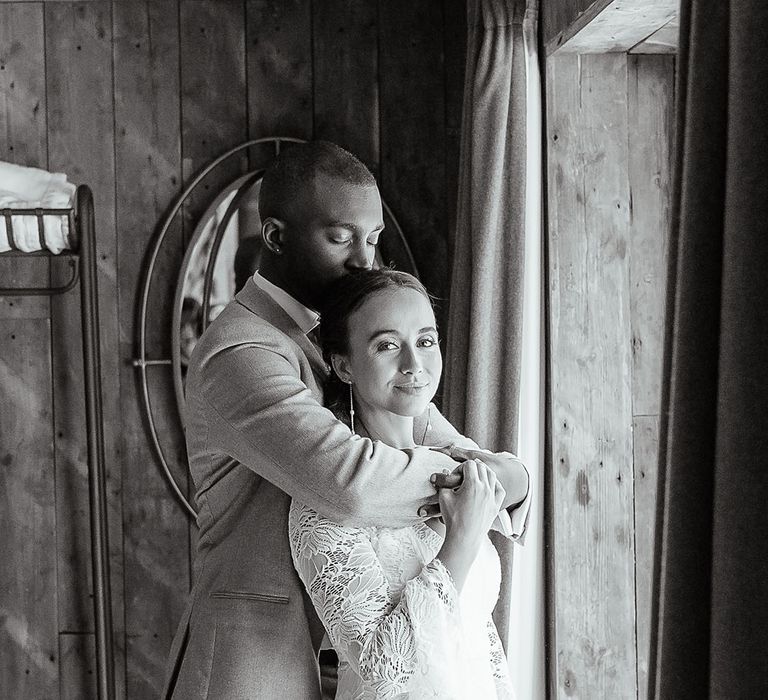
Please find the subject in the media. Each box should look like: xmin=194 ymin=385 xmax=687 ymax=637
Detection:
xmin=258 ymin=141 xmax=376 ymax=224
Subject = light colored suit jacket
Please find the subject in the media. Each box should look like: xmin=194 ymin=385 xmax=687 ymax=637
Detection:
xmin=162 ymin=279 xmax=462 ymax=700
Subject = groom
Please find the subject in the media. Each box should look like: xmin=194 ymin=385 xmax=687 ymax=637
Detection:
xmin=162 ymin=141 xmax=529 ymax=699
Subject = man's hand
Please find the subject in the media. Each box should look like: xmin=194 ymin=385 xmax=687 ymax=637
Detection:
xmin=428 ymin=444 xmax=529 ymax=510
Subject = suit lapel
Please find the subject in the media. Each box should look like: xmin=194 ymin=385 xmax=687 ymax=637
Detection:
xmin=235 ymin=279 xmax=329 ymax=380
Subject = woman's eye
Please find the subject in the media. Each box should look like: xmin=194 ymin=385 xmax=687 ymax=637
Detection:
xmin=418 ymin=336 xmax=438 ymax=348
xmin=377 ymin=341 xmax=398 ymax=351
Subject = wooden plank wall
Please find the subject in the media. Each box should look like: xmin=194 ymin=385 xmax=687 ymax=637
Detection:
xmin=546 ymin=53 xmax=674 ymax=700
xmin=542 ymin=0 xmax=598 ymax=47
xmin=0 ymin=1 xmax=466 ymax=697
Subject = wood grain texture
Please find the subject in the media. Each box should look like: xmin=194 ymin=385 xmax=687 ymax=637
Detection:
xmin=0 ymin=3 xmax=49 ymax=319
xmin=0 ymin=2 xmax=47 ymax=165
xmin=546 ymin=0 xmax=677 ymax=55
xmin=180 ymin=0 xmax=248 ymax=239
xmin=547 ymin=53 xmax=637 ymax=700
xmin=312 ymin=0 xmax=378 ymax=170
xmin=0 ymin=2 xmax=466 ymax=694
xmin=629 ymin=17 xmax=678 ymax=54
xmin=628 ymin=55 xmax=673 ymax=418
xmin=443 ymin=0 xmax=467 ymax=278
xmin=379 ymin=0 xmax=448 ymax=333
xmin=0 ymin=320 xmax=58 ymax=699
xmin=44 ymin=3 xmax=125 ymax=698
xmin=112 ymin=3 xmax=190 ymax=697
xmin=58 ymin=632 xmax=96 ymax=700
xmin=542 ymin=0 xmax=597 ymax=49
xmin=246 ymin=0 xmax=312 ymax=140
xmin=632 ymin=415 xmax=659 ymax=700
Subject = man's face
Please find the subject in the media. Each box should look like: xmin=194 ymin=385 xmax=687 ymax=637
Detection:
xmin=281 ymin=173 xmax=384 ymax=308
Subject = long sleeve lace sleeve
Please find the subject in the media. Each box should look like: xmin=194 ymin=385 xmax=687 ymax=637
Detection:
xmin=487 ymin=617 xmax=516 ymax=700
xmin=288 ymin=502 xmax=465 ymax=698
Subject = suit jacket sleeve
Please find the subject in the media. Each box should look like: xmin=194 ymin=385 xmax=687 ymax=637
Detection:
xmin=193 ymin=341 xmax=456 ymax=529
xmin=416 ymin=405 xmax=531 ymax=541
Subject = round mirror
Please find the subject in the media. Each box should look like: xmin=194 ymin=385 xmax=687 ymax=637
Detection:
xmin=137 ymin=138 xmax=419 ymax=517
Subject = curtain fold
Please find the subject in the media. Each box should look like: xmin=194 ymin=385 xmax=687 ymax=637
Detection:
xmin=650 ymin=2 xmax=768 ymax=698
xmin=445 ymin=4 xmax=542 ymax=696
xmin=445 ymin=0 xmax=526 ymax=451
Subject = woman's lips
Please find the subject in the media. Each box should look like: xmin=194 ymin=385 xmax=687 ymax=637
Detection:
xmin=394 ymin=383 xmax=429 ymax=394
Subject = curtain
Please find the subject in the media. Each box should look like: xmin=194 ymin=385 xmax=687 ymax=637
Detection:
xmin=649 ymin=2 xmax=768 ymax=698
xmin=444 ymin=0 xmax=544 ymax=695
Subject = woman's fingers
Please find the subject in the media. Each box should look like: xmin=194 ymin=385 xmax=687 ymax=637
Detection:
xmin=476 ymin=459 xmax=494 ymax=488
xmin=462 ymin=458 xmax=479 ymax=486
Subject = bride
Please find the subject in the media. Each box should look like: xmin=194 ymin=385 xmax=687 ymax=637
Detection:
xmin=289 ymin=269 xmax=518 ymax=699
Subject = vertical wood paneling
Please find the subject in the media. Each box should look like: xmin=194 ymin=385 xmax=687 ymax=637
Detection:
xmin=246 ymin=0 xmax=312 ymax=140
xmin=180 ymin=0 xmax=248 ymax=237
xmin=0 ymin=321 xmax=58 ymax=700
xmin=0 ymin=3 xmax=49 ymax=319
xmin=379 ymin=0 xmax=448 ymax=332
xmin=442 ymin=0 xmax=466 ymax=275
xmin=312 ymin=0 xmax=378 ymax=170
xmin=547 ymin=53 xmax=638 ymax=700
xmin=0 ymin=9 xmax=57 ymax=699
xmin=628 ymin=54 xmax=673 ymax=418
xmin=1 ymin=3 xmax=470 ymax=696
xmin=59 ymin=633 xmax=96 ymax=700
xmin=632 ymin=415 xmax=659 ymax=699
xmin=0 ymin=3 xmax=47 ymax=167
xmin=112 ymin=3 xmax=187 ymax=697
xmin=45 ymin=3 xmax=122 ymax=698
xmin=627 ymin=53 xmax=673 ymax=700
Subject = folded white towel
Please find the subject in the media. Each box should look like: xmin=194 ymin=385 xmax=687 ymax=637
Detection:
xmin=0 ymin=161 xmax=76 ymax=254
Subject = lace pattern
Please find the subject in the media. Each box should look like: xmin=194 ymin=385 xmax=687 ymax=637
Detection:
xmin=288 ymin=502 xmax=515 ymax=699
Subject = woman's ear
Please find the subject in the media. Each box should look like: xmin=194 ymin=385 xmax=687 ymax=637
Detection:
xmin=330 ymin=354 xmax=352 ymax=384
xmin=261 ymin=217 xmax=286 ymax=254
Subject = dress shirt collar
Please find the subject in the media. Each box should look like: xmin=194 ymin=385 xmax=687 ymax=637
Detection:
xmin=252 ymin=271 xmax=319 ymax=334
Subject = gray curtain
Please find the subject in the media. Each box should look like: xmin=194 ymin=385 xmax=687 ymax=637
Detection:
xmin=444 ymin=0 xmax=531 ymax=651
xmin=650 ymin=2 xmax=768 ymax=698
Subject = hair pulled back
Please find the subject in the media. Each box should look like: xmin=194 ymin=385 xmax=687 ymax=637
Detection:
xmin=318 ymin=268 xmax=432 ymax=425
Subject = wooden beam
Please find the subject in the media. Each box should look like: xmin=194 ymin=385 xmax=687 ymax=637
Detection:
xmin=547 ymin=0 xmax=677 ymax=55
xmin=630 ymin=17 xmax=679 ymax=54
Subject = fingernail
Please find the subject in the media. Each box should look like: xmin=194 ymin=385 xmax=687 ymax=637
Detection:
xmin=429 ymin=475 xmax=436 ymax=484
xmin=418 ymin=508 xmax=426 ymax=517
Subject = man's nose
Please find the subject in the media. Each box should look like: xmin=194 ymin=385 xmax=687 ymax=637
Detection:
xmin=346 ymin=239 xmax=374 ymax=270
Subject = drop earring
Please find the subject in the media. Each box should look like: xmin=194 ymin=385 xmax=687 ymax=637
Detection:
xmin=348 ymin=381 xmax=355 ymax=434
xmin=420 ymin=403 xmax=432 ymax=445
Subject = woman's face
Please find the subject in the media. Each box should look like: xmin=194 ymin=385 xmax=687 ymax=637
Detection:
xmin=339 ymin=286 xmax=442 ymax=418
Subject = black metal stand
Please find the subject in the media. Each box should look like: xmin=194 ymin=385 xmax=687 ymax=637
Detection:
xmin=0 ymin=185 xmax=115 ymax=700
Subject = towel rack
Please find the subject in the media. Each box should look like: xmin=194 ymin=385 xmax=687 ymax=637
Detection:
xmin=0 ymin=185 xmax=115 ymax=700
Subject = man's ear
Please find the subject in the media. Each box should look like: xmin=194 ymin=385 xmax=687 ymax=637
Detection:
xmin=262 ymin=217 xmax=286 ymax=254
xmin=330 ymin=354 xmax=352 ymax=384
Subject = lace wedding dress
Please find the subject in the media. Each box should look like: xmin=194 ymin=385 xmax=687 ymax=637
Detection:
xmin=289 ymin=502 xmax=515 ymax=699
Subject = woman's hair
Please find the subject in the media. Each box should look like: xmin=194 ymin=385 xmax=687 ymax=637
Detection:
xmin=318 ymin=268 xmax=432 ymax=424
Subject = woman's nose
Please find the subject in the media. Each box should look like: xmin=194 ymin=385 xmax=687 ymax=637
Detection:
xmin=399 ymin=346 xmax=423 ymax=374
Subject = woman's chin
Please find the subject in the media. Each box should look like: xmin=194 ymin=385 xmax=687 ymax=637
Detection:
xmin=389 ymin=395 xmax=434 ymax=418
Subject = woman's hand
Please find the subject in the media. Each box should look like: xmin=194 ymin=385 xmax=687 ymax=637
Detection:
xmin=438 ymin=459 xmax=505 ymax=540
xmin=430 ymin=445 xmax=529 ymax=510
xmin=434 ymin=459 xmax=505 ymax=592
